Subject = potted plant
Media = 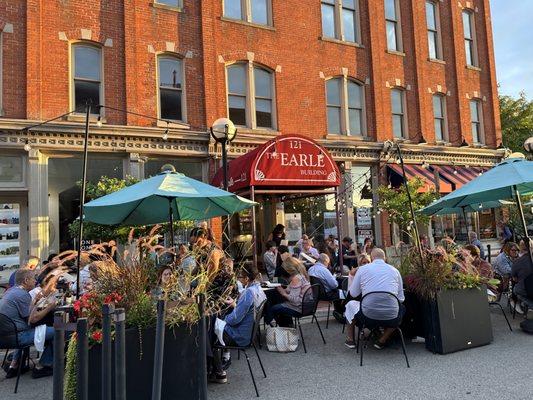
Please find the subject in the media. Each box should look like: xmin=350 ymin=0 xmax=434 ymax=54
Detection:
xmin=400 ymin=244 xmax=499 ymax=354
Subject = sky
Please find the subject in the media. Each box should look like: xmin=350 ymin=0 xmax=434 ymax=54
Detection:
xmin=490 ymin=1 xmax=533 ymax=99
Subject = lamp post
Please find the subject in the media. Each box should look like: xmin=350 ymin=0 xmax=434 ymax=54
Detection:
xmin=210 ymin=118 xmax=238 ymax=247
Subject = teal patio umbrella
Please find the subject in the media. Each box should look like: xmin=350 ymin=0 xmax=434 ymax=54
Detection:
xmin=424 ymin=200 xmax=511 ymax=217
xmin=84 ymin=170 xmax=257 ymax=245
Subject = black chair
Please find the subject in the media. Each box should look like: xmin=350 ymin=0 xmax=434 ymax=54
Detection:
xmin=309 ymin=276 xmax=337 ymax=329
xmin=293 ymin=284 xmax=326 ymax=353
xmin=489 ymin=301 xmax=513 ymax=331
xmin=355 ymin=292 xmax=410 ymax=368
xmin=0 ymin=313 xmax=32 ymax=393
xmin=214 ymin=300 xmax=267 ymax=397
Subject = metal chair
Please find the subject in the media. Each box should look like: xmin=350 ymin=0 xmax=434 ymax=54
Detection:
xmin=293 ymin=284 xmax=326 ymax=353
xmin=214 ymin=300 xmax=267 ymax=397
xmin=355 ymin=291 xmax=410 ymax=368
xmin=309 ymin=276 xmax=337 ymax=329
xmin=0 ymin=313 xmax=32 ymax=393
xmin=489 ymin=301 xmax=513 ymax=331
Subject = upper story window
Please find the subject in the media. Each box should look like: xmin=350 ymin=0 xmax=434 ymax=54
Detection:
xmin=470 ymin=99 xmax=483 ymax=144
xmin=226 ymin=62 xmax=275 ymax=129
xmin=385 ymin=0 xmax=402 ymax=52
xmin=326 ymin=77 xmax=365 ymax=136
xmin=462 ymin=10 xmax=478 ymax=67
xmin=321 ymin=0 xmax=361 ymax=43
xmin=391 ymin=88 xmax=406 ymax=138
xmin=224 ymin=0 xmax=272 ymax=26
xmin=158 ymin=55 xmax=184 ymax=122
xmin=432 ymin=94 xmax=447 ymax=141
xmin=426 ymin=1 xmax=442 ymax=60
xmin=154 ymin=0 xmax=182 ymax=8
xmin=72 ymin=43 xmax=103 ymax=113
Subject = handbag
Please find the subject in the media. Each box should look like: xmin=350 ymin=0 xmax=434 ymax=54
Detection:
xmin=265 ymin=326 xmax=299 ymax=352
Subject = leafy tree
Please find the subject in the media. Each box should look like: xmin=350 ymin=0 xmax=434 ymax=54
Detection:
xmin=377 ymin=177 xmax=437 ymax=237
xmin=500 ymin=92 xmax=533 ymax=153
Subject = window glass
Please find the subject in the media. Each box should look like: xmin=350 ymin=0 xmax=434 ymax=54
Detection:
xmin=255 ymin=98 xmax=272 ymax=128
xmin=386 ymin=21 xmax=398 ymax=51
xmin=327 ymin=107 xmax=341 ymax=134
xmin=426 ymin=2 xmax=436 ymax=30
xmin=159 ymin=58 xmax=182 ymax=89
xmin=470 ymin=100 xmax=479 ymax=121
xmin=391 ymin=89 xmax=403 ymax=114
xmin=462 ymin=11 xmax=472 ymax=39
xmin=348 ymin=109 xmax=362 ymax=136
xmin=326 ymin=79 xmax=341 ymax=106
xmin=347 ymin=81 xmax=362 ymax=108
xmin=156 ymin=0 xmax=180 ymax=6
xmin=343 ymin=8 xmax=356 ymax=42
xmin=384 ymin=0 xmax=397 ymax=20
xmin=433 ymin=95 xmax=445 ymax=141
xmin=227 ymin=64 xmax=246 ymax=95
xmin=392 ymin=115 xmax=403 ymax=138
xmin=321 ymin=2 xmax=336 ymax=38
xmin=74 ymin=81 xmax=100 ymax=111
xmin=229 ymin=96 xmax=246 ymax=126
xmin=391 ymin=89 xmax=404 ymax=138
xmin=224 ymin=0 xmax=243 ymax=19
xmin=433 ymin=95 xmax=443 ymax=118
xmin=428 ymin=31 xmax=437 ymax=59
xmin=74 ymin=46 xmax=101 ymax=80
xmin=465 ymin=41 xmax=474 ymax=65
xmin=0 ymin=155 xmax=23 ymax=183
xmin=160 ymin=90 xmax=182 ymax=121
xmin=254 ymin=67 xmax=272 ymax=98
xmin=251 ymin=0 xmax=269 ymax=25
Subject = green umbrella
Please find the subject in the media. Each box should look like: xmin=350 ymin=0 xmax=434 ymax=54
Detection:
xmin=84 ymin=171 xmax=256 ymax=244
xmin=426 ymin=200 xmax=513 ymax=217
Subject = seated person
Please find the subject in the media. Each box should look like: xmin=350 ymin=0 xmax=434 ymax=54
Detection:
xmin=299 ymin=239 xmax=319 ymax=261
xmin=344 ymin=248 xmax=404 ymax=350
xmin=264 ymin=257 xmax=312 ymax=326
xmin=511 ymin=240 xmax=533 ymax=314
xmin=308 ymin=253 xmax=338 ymax=300
xmin=341 ymin=237 xmax=357 ymax=270
xmin=209 ymin=266 xmax=261 ymax=384
xmin=177 ymin=243 xmax=195 ymax=272
xmin=0 ymin=269 xmax=55 ymax=379
xmin=274 ymin=245 xmax=291 ymax=281
xmin=464 ymin=245 xmax=493 ymax=280
xmin=493 ymin=242 xmax=519 ymax=293
xmin=262 ymin=241 xmax=278 ymax=280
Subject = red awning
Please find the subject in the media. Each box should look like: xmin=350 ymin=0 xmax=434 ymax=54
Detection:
xmin=436 ymin=165 xmax=485 ymax=190
xmin=388 ymin=164 xmax=453 ymax=193
xmin=212 ymin=134 xmax=341 ymax=192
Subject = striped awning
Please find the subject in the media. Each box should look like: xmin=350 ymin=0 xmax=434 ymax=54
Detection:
xmin=435 ymin=165 xmax=485 ymax=190
xmin=388 ymin=164 xmax=452 ymax=193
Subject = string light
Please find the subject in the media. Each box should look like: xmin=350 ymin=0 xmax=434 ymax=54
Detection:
xmin=96 ymin=115 xmax=102 ymax=127
xmin=23 ymin=139 xmax=32 ymax=152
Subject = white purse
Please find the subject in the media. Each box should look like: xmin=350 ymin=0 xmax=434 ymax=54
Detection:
xmin=265 ymin=326 xmax=299 ymax=353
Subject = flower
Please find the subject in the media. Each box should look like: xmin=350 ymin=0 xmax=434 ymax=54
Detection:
xmin=91 ymin=330 xmax=103 ymax=342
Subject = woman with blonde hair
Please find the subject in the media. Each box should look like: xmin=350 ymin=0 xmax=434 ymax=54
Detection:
xmin=264 ymin=257 xmax=312 ymax=326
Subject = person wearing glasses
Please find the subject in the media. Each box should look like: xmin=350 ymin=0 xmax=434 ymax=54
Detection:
xmin=493 ymin=242 xmax=519 ymax=295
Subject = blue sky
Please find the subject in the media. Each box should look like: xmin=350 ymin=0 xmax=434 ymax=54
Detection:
xmin=491 ymin=1 xmax=533 ymax=98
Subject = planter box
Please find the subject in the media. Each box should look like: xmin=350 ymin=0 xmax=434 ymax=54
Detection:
xmin=88 ymin=323 xmax=204 ymax=400
xmin=423 ymin=287 xmax=493 ymax=354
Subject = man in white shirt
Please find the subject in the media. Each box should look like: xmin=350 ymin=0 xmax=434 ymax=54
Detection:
xmin=344 ymin=248 xmax=405 ymax=349
xmin=308 ymin=254 xmax=338 ymax=295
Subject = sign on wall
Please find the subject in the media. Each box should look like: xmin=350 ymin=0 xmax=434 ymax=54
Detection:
xmin=285 ymin=213 xmax=302 ymax=242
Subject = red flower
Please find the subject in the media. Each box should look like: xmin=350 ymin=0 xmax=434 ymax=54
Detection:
xmin=91 ymin=330 xmax=103 ymax=342
xmin=73 ymin=300 xmax=81 ymax=313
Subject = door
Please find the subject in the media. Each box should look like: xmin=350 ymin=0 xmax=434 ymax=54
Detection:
xmin=0 ymin=195 xmax=28 ymax=284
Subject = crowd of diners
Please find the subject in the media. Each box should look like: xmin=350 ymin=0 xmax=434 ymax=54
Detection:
xmin=0 ymin=220 xmax=531 ymax=387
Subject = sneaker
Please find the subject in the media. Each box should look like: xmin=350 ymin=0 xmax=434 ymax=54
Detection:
xmin=344 ymin=340 xmax=356 ymax=349
xmin=373 ymin=341 xmax=386 ymax=350
xmin=209 ymin=372 xmax=228 ymax=384
xmin=5 ymin=365 xmax=30 ymax=379
xmin=32 ymin=366 xmax=53 ymax=379
xmin=510 ymin=300 xmax=524 ymax=315
xmin=222 ymin=358 xmax=232 ymax=371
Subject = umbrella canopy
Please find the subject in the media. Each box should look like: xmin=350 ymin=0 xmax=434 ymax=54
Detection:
xmin=84 ymin=171 xmax=257 ymax=225
xmin=420 ymin=158 xmax=533 ymax=216
xmin=424 ymin=200 xmax=513 ymax=217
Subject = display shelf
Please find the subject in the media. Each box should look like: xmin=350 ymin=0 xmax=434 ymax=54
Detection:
xmin=0 ymin=224 xmax=19 ymax=228
xmin=0 ymin=239 xmax=19 ymax=244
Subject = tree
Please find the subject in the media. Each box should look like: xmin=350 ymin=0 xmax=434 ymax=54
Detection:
xmin=377 ymin=177 xmax=437 ymax=237
xmin=499 ymin=92 xmax=533 ymax=153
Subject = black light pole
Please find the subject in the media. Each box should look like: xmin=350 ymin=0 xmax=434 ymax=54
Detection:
xmin=75 ymin=103 xmax=92 ymax=298
xmin=210 ymin=118 xmax=237 ymax=247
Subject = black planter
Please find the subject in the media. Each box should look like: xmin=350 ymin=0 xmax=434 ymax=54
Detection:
xmin=422 ymin=287 xmax=493 ymax=354
xmin=88 ymin=324 xmax=204 ymax=400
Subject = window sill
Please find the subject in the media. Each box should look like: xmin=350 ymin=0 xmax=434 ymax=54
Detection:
xmin=386 ymin=50 xmax=406 ymax=57
xmin=326 ymin=134 xmax=372 ymax=142
xmin=66 ymin=114 xmax=106 ymax=124
xmin=235 ymin=127 xmax=280 ymax=136
xmin=150 ymin=2 xmax=183 ymax=12
xmin=435 ymin=140 xmax=451 ymax=146
xmin=428 ymin=58 xmax=446 ymax=65
xmin=157 ymin=120 xmax=190 ymax=130
xmin=319 ymin=37 xmax=364 ymax=49
xmin=219 ymin=17 xmax=275 ymax=31
xmin=466 ymin=65 xmax=482 ymax=72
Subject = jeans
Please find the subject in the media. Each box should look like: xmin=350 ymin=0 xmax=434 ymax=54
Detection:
xmin=264 ymin=304 xmax=301 ymax=325
xmin=14 ymin=327 xmax=54 ymax=367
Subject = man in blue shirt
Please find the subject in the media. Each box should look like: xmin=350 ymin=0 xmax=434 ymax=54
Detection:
xmin=308 ymin=253 xmax=338 ymax=295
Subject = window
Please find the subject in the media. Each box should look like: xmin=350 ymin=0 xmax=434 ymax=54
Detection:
xmin=154 ymin=0 xmax=182 ymax=8
xmin=385 ymin=0 xmax=402 ymax=51
xmin=0 ymin=33 xmax=3 ymax=115
xmin=462 ymin=10 xmax=477 ymax=66
xmin=432 ymin=94 xmax=447 ymax=141
xmin=226 ymin=63 xmax=275 ymax=129
xmin=391 ymin=89 xmax=406 ymax=138
xmin=72 ymin=43 xmax=102 ymax=113
xmin=158 ymin=56 xmax=184 ymax=122
xmin=426 ymin=1 xmax=442 ymax=60
xmin=326 ymin=77 xmax=365 ymax=136
xmin=321 ymin=0 xmax=360 ymax=43
xmin=224 ymin=0 xmax=272 ymax=26
xmin=470 ymin=100 xmax=483 ymax=143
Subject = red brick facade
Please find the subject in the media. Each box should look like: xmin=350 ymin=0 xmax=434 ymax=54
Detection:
xmin=0 ymin=0 xmax=500 ymax=146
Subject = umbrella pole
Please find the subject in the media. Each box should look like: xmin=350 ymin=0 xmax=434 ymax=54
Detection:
xmin=168 ymin=198 xmax=175 ymax=249
xmin=75 ymin=103 xmax=91 ymax=299
xmin=513 ymin=185 xmax=532 ymax=262
xmin=251 ymin=186 xmax=258 ymax=270
xmin=461 ymin=206 xmax=468 ymax=239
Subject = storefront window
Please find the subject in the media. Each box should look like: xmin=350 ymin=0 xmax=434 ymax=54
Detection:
xmin=48 ymin=155 xmax=124 ymax=252
xmin=351 ymin=166 xmax=374 ymax=246
xmin=478 ymin=209 xmax=497 ymax=239
xmin=0 ymin=155 xmax=23 ymax=183
xmin=0 ymin=203 xmax=21 ymax=281
xmin=144 ymin=159 xmax=203 ymax=181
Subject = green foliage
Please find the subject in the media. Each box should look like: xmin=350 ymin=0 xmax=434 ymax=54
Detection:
xmin=500 ymin=92 xmax=533 ymax=153
xmin=126 ymin=292 xmax=156 ymax=330
xmin=64 ymin=334 xmax=77 ymax=400
xmin=377 ymin=177 xmax=437 ymax=234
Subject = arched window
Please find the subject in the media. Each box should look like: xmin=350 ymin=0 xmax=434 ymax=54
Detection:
xmin=71 ymin=43 xmax=102 ymax=113
xmin=226 ymin=62 xmax=275 ymax=129
xmin=158 ymin=55 xmax=185 ymax=122
xmin=326 ymin=77 xmax=365 ymax=136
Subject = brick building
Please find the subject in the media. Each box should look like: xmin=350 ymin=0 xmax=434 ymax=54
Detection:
xmin=0 ymin=0 xmax=506 ymax=276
